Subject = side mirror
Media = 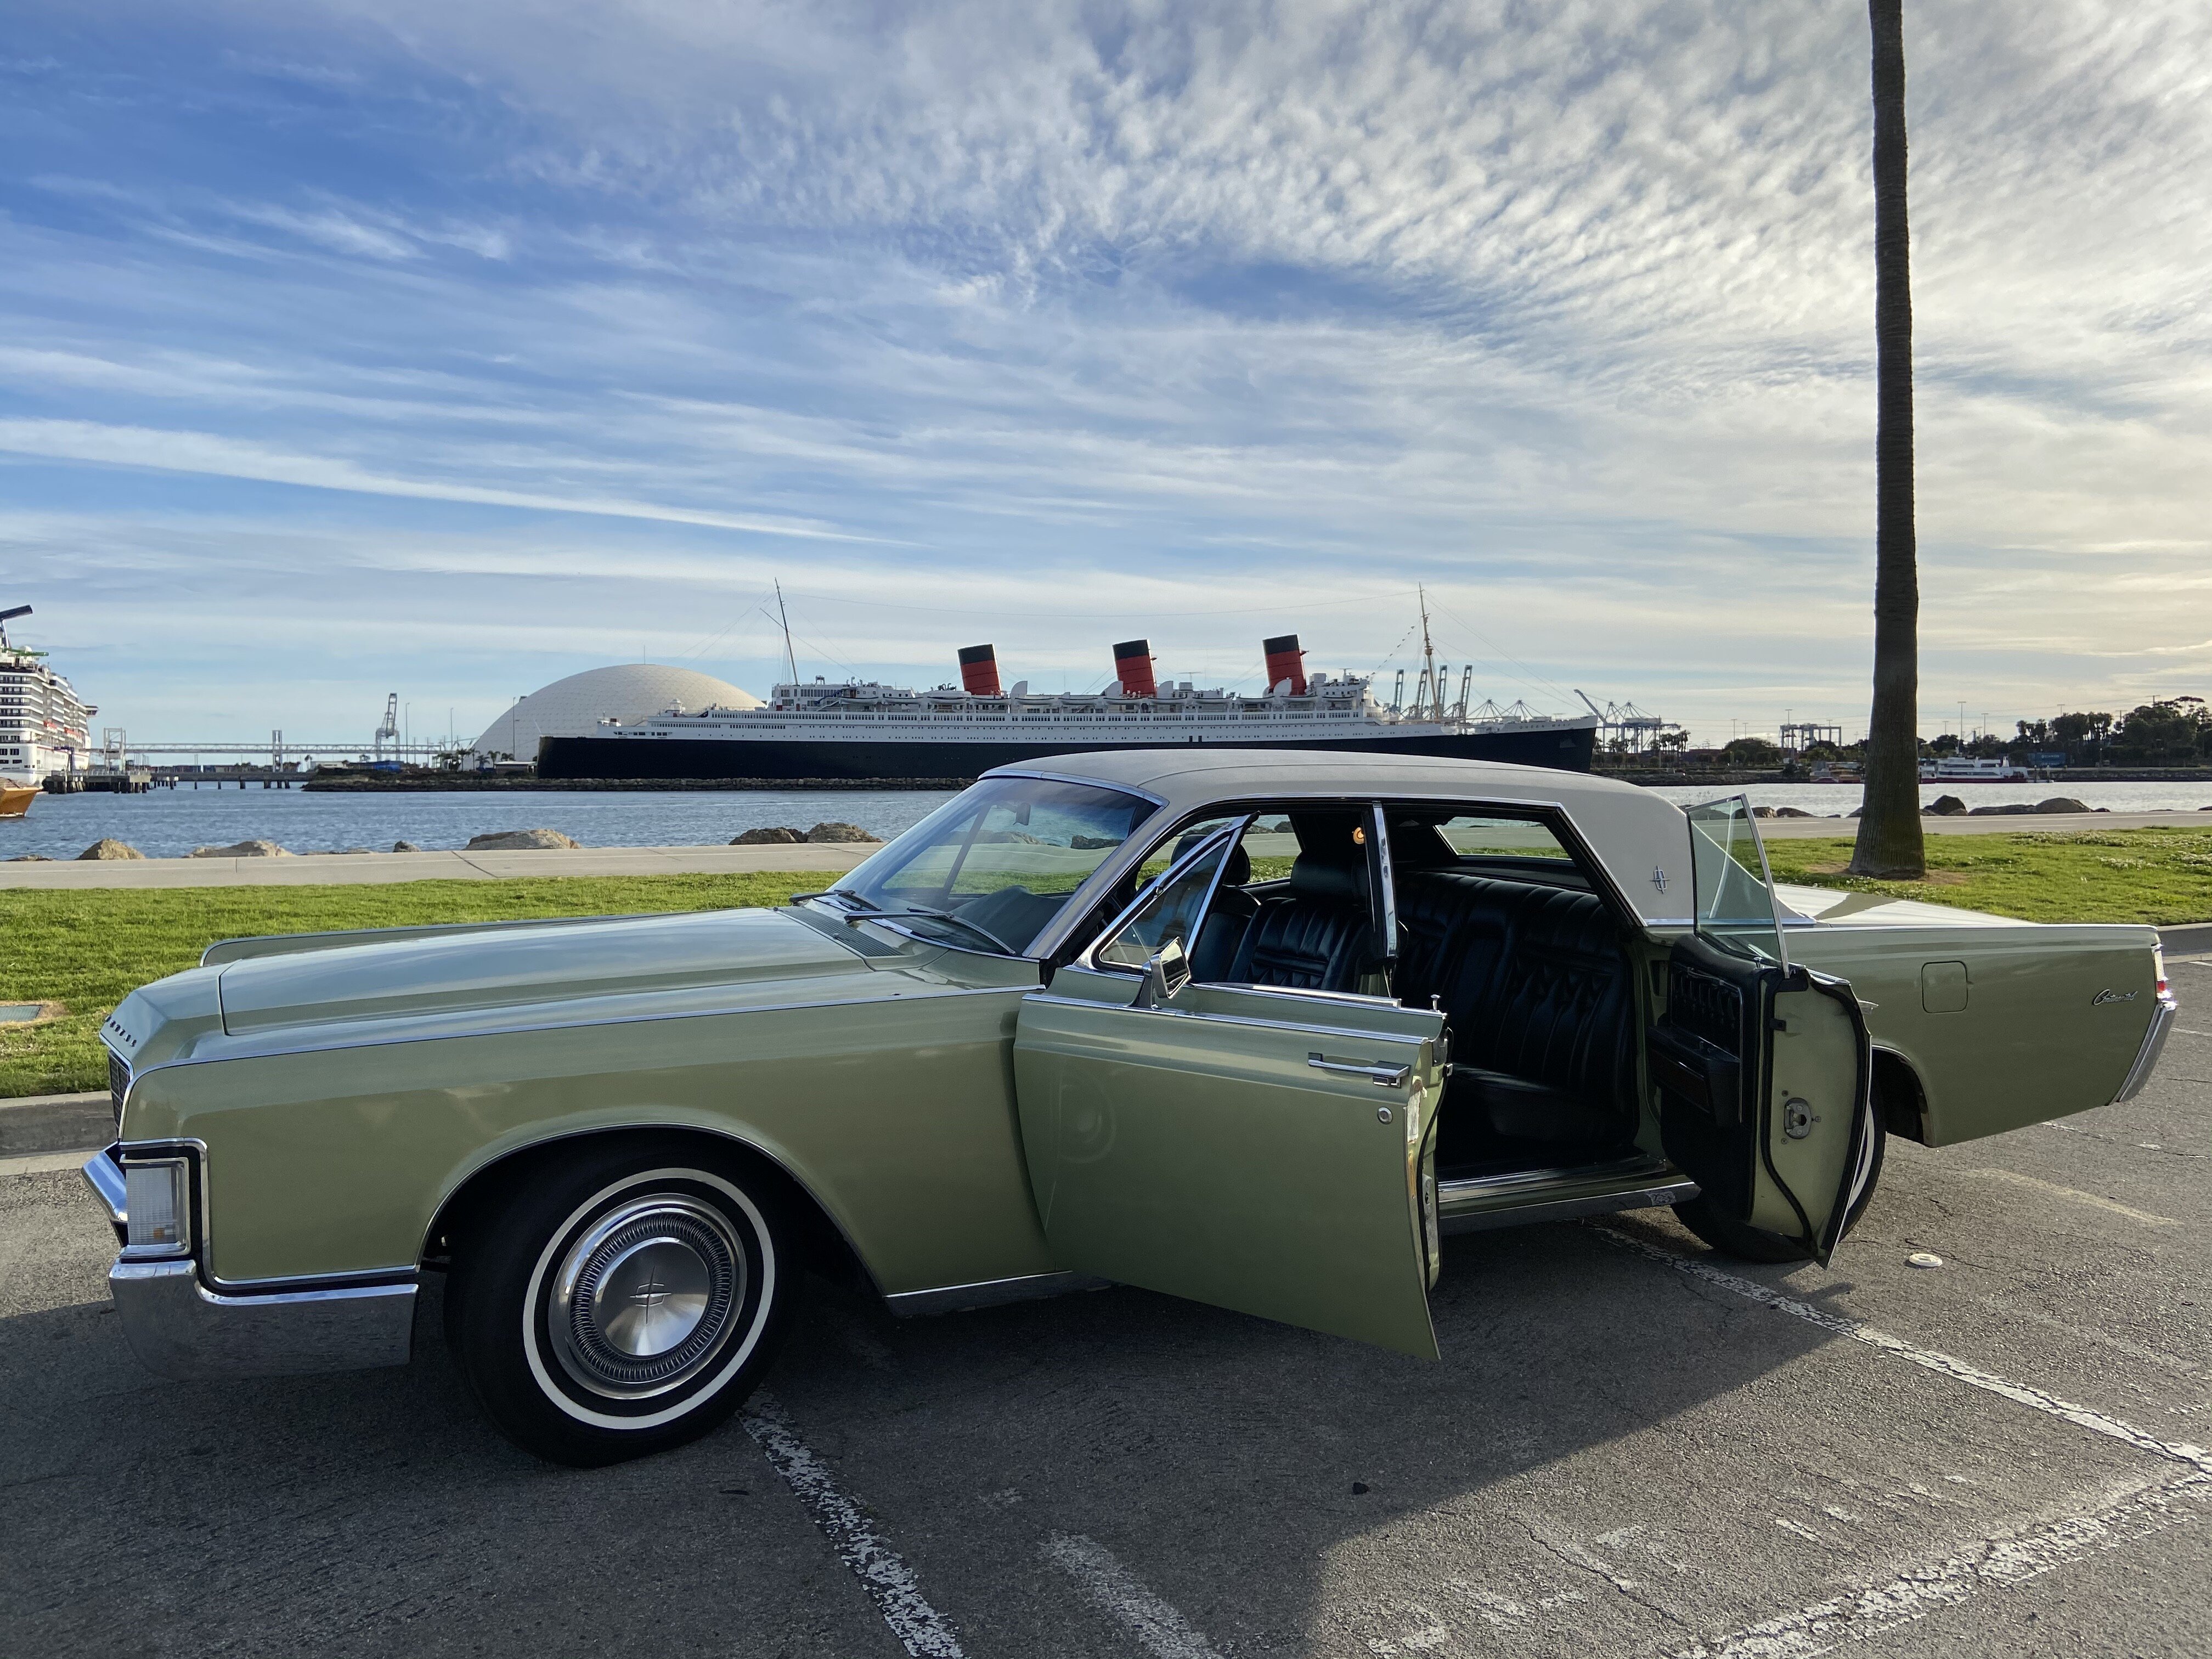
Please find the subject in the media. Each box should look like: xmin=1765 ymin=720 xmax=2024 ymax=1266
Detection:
xmin=1132 ymin=935 xmax=1192 ymax=1010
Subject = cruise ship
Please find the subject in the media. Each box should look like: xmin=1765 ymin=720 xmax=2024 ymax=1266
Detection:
xmin=537 ymin=630 xmax=1600 ymax=781
xmin=0 ymin=605 xmax=93 ymax=784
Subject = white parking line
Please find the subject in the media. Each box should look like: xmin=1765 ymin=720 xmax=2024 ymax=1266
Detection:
xmin=1670 ymin=1472 xmax=2211 ymax=1658
xmin=1955 ymin=1167 xmax=2180 ymax=1228
xmin=742 ymin=1393 xmax=966 ymax=1658
xmin=1042 ymin=1531 xmax=1227 ymax=1659
xmin=1588 ymin=1224 xmax=2212 ymax=1475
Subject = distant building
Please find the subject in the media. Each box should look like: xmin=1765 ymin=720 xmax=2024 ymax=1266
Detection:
xmin=469 ymin=664 xmax=761 ymax=765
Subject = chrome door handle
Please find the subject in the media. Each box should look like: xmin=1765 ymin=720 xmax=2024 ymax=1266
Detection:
xmin=1308 ymin=1052 xmax=1411 ymax=1087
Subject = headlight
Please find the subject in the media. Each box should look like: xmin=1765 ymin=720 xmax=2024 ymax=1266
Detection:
xmin=123 ymin=1159 xmax=191 ymax=1255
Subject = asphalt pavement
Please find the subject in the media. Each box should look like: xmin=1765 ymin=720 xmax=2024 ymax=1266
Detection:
xmin=3 ymin=951 xmax=2207 ymax=1657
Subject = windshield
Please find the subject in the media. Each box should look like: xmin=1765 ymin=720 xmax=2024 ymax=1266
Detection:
xmin=821 ymin=776 xmax=1158 ymax=955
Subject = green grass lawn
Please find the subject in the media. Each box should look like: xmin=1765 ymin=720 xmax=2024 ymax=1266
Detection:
xmin=1763 ymin=826 xmax=2212 ymax=926
xmin=3 ymin=827 xmax=2205 ymax=1101
xmin=0 ymin=873 xmax=819 ymax=1099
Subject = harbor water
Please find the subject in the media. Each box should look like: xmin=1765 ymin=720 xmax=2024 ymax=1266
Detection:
xmin=4 ymin=779 xmax=2210 ymax=862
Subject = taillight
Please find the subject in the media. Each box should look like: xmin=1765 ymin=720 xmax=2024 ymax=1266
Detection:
xmin=2153 ymin=945 xmax=2169 ymax=1001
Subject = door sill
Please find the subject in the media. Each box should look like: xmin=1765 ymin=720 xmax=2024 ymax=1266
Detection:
xmin=1437 ymin=1154 xmax=1697 ymax=1235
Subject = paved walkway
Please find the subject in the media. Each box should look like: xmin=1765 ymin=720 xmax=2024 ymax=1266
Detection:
xmin=0 ymin=843 xmax=877 ymax=890
xmin=5 ymin=811 xmax=2207 ymax=888
xmin=1756 ymin=809 xmax=2208 ymax=839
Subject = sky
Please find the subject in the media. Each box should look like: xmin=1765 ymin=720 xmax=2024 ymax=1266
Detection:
xmin=3 ymin=0 xmax=2207 ymax=752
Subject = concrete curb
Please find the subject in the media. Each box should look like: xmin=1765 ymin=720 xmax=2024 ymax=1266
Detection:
xmin=0 ymin=1091 xmax=114 ymax=1157
xmin=0 ymin=845 xmax=875 ymax=890
xmin=2161 ymin=922 xmax=2212 ymax=960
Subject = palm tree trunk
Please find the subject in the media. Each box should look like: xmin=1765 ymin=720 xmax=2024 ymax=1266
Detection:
xmin=1850 ymin=0 xmax=1925 ymax=878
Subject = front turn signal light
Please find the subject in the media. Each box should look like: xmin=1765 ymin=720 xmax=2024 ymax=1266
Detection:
xmin=123 ymin=1159 xmax=190 ymax=1254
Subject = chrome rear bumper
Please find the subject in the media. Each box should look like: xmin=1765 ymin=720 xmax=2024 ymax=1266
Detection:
xmin=2113 ymin=994 xmax=2179 ymax=1104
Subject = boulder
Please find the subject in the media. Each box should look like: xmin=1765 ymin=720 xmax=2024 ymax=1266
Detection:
xmin=1925 ymin=795 xmax=1969 ymax=816
xmin=2032 ymin=797 xmax=2091 ymax=815
xmin=190 ymin=839 xmax=293 ymax=857
xmin=805 ymin=821 xmax=881 ymax=843
xmin=1967 ymin=803 xmax=2035 ymax=817
xmin=465 ymin=828 xmax=580 ymax=851
xmin=392 ymin=840 xmax=422 ymax=852
xmin=731 ymin=826 xmax=806 ymax=845
xmin=76 ymin=839 xmax=146 ymax=861
xmin=1771 ymin=806 xmax=1814 ymax=818
xmin=1750 ymin=806 xmax=1778 ymax=819
xmin=7 ymin=853 xmax=54 ymax=861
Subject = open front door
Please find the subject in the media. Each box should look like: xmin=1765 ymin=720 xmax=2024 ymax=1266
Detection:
xmin=1649 ymin=798 xmax=1874 ymax=1265
xmin=1015 ymin=967 xmax=1449 ymax=1357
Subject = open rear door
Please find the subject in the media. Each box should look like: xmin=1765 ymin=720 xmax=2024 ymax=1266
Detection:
xmin=1015 ymin=968 xmax=1447 ymax=1356
xmin=1649 ymin=798 xmax=1874 ymax=1264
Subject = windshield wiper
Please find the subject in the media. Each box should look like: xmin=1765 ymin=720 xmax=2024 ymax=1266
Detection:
xmin=812 ymin=896 xmax=1016 ymax=955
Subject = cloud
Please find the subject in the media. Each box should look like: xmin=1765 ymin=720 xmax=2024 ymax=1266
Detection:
xmin=0 ymin=1 xmax=2206 ymax=742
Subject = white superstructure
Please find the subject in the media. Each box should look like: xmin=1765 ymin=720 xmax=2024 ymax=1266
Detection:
xmin=0 ymin=606 xmax=93 ymax=780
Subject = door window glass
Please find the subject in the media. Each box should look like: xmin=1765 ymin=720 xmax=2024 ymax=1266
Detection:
xmin=1094 ymin=822 xmax=1242 ymax=970
xmin=1686 ymin=795 xmax=1787 ymax=966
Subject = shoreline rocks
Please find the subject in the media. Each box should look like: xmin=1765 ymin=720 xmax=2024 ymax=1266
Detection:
xmin=189 ymin=840 xmax=292 ymax=859
xmin=464 ymin=828 xmax=581 ymax=851
xmin=76 ymin=839 xmax=146 ymax=861
xmin=731 ymin=822 xmax=882 ymax=846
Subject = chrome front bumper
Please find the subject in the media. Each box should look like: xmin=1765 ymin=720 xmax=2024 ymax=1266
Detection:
xmin=2114 ymin=994 xmax=2179 ymax=1104
xmin=83 ymin=1148 xmax=416 ymax=1381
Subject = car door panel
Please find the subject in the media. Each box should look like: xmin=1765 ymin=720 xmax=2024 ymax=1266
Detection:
xmin=1015 ymin=964 xmax=1447 ymax=1358
xmin=1663 ymin=796 xmax=1873 ymax=1262
xmin=1653 ymin=936 xmax=1871 ymax=1262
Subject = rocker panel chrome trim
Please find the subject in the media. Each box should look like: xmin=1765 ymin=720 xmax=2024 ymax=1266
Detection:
xmin=884 ymin=1269 xmax=1108 ymax=1317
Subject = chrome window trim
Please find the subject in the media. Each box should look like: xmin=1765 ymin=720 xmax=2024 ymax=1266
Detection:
xmin=1021 ymin=989 xmax=1432 ymax=1049
xmin=1372 ymin=802 xmax=1398 ymax=962
xmin=1076 ymin=816 xmax=1251 ymax=977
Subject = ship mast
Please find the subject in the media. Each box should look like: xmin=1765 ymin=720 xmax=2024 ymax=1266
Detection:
xmin=1418 ymin=586 xmax=1438 ymax=724
xmin=773 ymin=582 xmax=799 ymax=686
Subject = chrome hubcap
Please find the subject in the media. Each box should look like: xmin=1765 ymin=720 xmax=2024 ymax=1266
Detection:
xmin=549 ymin=1197 xmax=746 ymax=1398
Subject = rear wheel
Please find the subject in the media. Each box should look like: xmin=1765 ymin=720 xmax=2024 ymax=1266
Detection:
xmin=445 ymin=1138 xmax=789 ymax=1466
xmin=1673 ymin=1101 xmax=1887 ymax=1263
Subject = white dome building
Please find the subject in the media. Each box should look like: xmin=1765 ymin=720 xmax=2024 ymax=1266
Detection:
xmin=471 ymin=664 xmax=759 ymax=762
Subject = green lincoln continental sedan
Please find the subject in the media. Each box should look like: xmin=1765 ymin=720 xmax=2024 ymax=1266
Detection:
xmin=86 ymin=751 xmax=2176 ymax=1463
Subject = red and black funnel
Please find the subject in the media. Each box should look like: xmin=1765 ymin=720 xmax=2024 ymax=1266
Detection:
xmin=957 ymin=644 xmax=1002 ymax=696
xmin=1263 ymin=634 xmax=1307 ymax=696
xmin=1113 ymin=639 xmax=1157 ymax=698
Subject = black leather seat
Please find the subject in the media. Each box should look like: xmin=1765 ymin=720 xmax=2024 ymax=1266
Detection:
xmin=1224 ymin=853 xmax=1374 ymax=992
xmin=1188 ymin=844 xmax=1257 ymax=983
xmin=1395 ymin=872 xmax=1638 ymax=1161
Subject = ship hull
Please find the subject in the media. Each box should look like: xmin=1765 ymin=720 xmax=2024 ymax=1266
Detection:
xmin=537 ymin=725 xmax=1596 ymax=782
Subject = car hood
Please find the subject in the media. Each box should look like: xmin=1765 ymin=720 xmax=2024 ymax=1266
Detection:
xmin=215 ymin=906 xmax=882 ymax=1039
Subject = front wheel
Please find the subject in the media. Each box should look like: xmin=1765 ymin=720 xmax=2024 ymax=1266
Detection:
xmin=445 ymin=1138 xmax=790 ymax=1466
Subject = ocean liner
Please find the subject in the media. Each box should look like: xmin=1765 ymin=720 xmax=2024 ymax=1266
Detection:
xmin=537 ymin=623 xmax=1599 ymax=782
xmin=0 ymin=604 xmax=93 ymax=787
